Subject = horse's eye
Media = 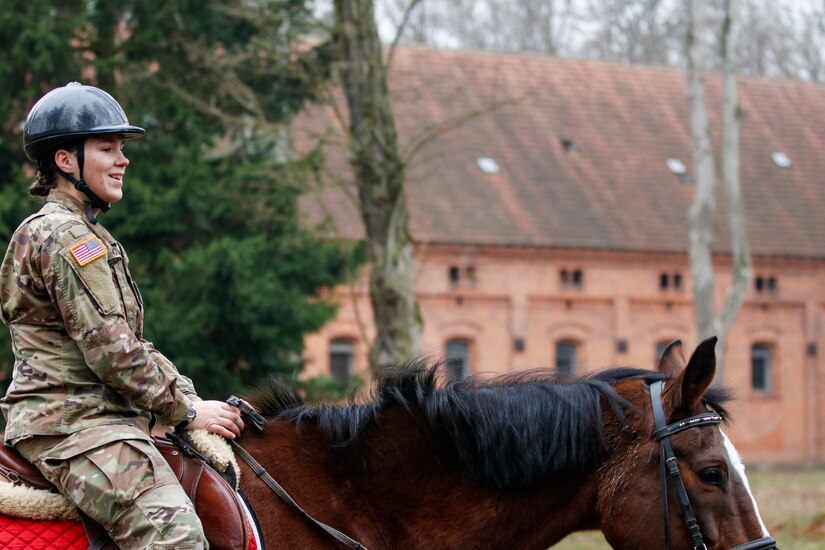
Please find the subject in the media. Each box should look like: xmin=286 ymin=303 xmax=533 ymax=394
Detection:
xmin=698 ymin=467 xmax=725 ymax=487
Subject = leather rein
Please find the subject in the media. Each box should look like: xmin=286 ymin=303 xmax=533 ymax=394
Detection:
xmin=649 ymin=381 xmax=778 ymax=550
xmin=226 ymin=396 xmax=368 ymax=550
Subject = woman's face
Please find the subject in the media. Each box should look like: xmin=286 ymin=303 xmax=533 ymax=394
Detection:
xmin=81 ymin=135 xmax=130 ymax=204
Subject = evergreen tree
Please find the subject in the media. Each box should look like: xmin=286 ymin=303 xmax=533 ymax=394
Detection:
xmin=0 ymin=1 xmax=361 ymax=399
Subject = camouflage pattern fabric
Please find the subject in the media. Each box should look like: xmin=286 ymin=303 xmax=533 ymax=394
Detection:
xmin=0 ymin=190 xmax=206 ymax=547
xmin=0 ymin=190 xmax=199 ymax=442
xmin=16 ymin=426 xmax=207 ymax=549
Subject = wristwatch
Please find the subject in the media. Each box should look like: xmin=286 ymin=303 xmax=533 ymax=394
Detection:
xmin=176 ymin=405 xmax=197 ymax=429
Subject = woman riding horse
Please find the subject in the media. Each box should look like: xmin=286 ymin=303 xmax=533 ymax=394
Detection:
xmin=0 ymin=83 xmax=244 ymax=549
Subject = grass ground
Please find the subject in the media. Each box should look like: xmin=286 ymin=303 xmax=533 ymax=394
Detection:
xmin=553 ymin=466 xmax=825 ymax=549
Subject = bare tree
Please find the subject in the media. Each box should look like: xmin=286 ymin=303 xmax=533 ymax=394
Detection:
xmin=379 ymin=0 xmax=439 ymax=44
xmin=686 ymin=0 xmax=751 ymax=382
xmin=785 ymin=0 xmax=825 ymax=81
xmin=483 ymin=0 xmax=578 ymax=54
xmin=379 ymin=0 xmax=579 ymax=55
xmin=333 ymin=0 xmax=422 ymax=373
xmin=582 ymin=0 xmax=687 ymax=65
xmin=378 ymin=0 xmax=825 ymax=82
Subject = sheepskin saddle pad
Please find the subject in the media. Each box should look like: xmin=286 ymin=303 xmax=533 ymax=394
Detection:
xmin=0 ymin=430 xmax=250 ymax=550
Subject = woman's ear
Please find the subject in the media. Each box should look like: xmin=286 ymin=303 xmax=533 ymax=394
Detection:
xmin=53 ymin=149 xmax=75 ymax=174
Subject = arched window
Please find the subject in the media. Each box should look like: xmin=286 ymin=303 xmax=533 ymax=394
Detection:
xmin=751 ymin=343 xmax=772 ymax=393
xmin=329 ymin=338 xmax=355 ymax=383
xmin=445 ymin=339 xmax=471 ymax=380
xmin=556 ymin=340 xmax=578 ymax=375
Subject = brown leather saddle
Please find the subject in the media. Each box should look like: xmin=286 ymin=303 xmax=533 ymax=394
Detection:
xmin=0 ymin=436 xmax=251 ymax=550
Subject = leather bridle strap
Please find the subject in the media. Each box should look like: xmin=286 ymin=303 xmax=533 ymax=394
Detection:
xmin=650 ymin=381 xmax=722 ymax=550
xmin=229 ymin=440 xmax=368 ymax=550
xmin=649 ymin=381 xmax=778 ymax=550
xmin=729 ymin=540 xmax=780 ymax=550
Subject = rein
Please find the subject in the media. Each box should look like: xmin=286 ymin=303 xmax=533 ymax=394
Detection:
xmin=649 ymin=381 xmax=778 ymax=550
xmin=227 ymin=397 xmax=368 ymax=550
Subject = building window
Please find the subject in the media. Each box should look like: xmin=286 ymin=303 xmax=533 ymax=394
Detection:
xmin=751 ymin=344 xmax=772 ymax=393
xmin=329 ymin=338 xmax=355 ymax=383
xmin=556 ymin=340 xmax=578 ymax=375
xmin=660 ymin=272 xmax=683 ymax=291
xmin=464 ymin=265 xmax=477 ymax=287
xmin=755 ymin=275 xmax=778 ymax=295
xmin=561 ymin=268 xmax=583 ymax=289
xmin=449 ymin=266 xmax=460 ymax=287
xmin=445 ymin=339 xmax=470 ymax=380
xmin=449 ymin=265 xmax=476 ymax=288
xmin=572 ymin=269 xmax=583 ymax=286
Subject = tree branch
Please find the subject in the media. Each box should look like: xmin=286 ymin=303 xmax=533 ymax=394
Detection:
xmin=402 ymin=89 xmax=534 ymax=164
xmin=387 ymin=0 xmax=424 ymax=70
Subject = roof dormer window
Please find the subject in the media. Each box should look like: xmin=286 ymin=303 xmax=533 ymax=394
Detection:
xmin=771 ymin=151 xmax=791 ymax=168
xmin=477 ymin=157 xmax=500 ymax=174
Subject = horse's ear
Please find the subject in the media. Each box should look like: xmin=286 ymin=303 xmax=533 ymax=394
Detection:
xmin=667 ymin=337 xmax=717 ymax=412
xmin=657 ymin=340 xmax=685 ymax=376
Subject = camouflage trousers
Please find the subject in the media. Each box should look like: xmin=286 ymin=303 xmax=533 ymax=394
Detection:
xmin=16 ymin=432 xmax=208 ymax=549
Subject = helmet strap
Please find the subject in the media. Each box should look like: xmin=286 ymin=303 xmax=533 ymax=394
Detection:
xmin=51 ymin=139 xmax=111 ymax=225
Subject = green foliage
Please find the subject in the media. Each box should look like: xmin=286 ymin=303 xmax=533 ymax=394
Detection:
xmin=0 ymin=1 xmax=362 ymax=401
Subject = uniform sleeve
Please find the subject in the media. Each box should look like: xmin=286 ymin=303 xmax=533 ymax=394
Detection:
xmin=41 ymin=230 xmax=194 ymax=426
xmin=141 ymin=339 xmax=201 ymax=401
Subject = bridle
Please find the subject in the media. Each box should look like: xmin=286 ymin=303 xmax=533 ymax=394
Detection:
xmin=226 ymin=396 xmax=369 ymax=549
xmin=649 ymin=381 xmax=778 ymax=550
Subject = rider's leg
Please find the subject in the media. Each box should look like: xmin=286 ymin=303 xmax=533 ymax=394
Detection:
xmin=16 ymin=436 xmax=207 ymax=549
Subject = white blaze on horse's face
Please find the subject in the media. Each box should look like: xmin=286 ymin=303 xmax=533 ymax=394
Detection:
xmin=721 ymin=430 xmax=770 ymax=537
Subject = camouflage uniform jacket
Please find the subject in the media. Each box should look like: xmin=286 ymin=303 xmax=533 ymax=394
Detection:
xmin=0 ymin=190 xmax=199 ymax=446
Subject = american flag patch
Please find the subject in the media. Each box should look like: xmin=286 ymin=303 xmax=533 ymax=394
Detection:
xmin=69 ymin=237 xmax=106 ymax=266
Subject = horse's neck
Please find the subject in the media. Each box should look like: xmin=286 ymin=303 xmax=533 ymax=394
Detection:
xmin=387 ymin=470 xmax=601 ymax=549
xmin=239 ymin=415 xmax=602 ymax=549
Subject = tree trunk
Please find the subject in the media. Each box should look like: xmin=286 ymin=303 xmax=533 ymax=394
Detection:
xmin=687 ymin=0 xmax=749 ymax=382
xmin=687 ymin=0 xmax=717 ymax=340
xmin=718 ymin=0 xmax=752 ymax=364
xmin=334 ymin=0 xmax=422 ymax=373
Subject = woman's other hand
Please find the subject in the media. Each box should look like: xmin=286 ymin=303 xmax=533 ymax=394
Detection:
xmin=187 ymin=400 xmax=245 ymax=439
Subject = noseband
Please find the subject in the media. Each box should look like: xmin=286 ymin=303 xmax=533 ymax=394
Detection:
xmin=649 ymin=381 xmax=778 ymax=550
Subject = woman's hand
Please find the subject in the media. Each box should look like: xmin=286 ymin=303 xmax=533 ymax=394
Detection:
xmin=187 ymin=400 xmax=245 ymax=439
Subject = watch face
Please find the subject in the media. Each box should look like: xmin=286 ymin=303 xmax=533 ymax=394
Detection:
xmin=182 ymin=407 xmax=196 ymax=425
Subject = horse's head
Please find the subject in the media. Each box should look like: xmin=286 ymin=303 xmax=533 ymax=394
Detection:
xmin=599 ymin=337 xmax=776 ymax=550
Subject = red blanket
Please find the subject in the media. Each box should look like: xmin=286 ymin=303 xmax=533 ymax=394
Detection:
xmin=0 ymin=514 xmax=87 ymax=550
xmin=0 ymin=512 xmax=259 ymax=549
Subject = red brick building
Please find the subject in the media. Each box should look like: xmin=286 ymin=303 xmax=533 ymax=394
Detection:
xmin=299 ymin=46 xmax=825 ymax=464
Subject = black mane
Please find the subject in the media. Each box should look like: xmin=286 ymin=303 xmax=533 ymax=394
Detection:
xmin=246 ymin=360 xmax=731 ymax=489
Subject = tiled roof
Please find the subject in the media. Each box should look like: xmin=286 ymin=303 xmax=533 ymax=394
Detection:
xmin=298 ymin=46 xmax=825 ymax=258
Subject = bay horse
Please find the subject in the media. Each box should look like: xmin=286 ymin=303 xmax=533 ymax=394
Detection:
xmin=235 ymin=337 xmax=777 ymax=549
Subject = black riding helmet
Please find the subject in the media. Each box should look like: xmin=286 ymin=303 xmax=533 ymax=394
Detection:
xmin=23 ymin=82 xmax=145 ymax=223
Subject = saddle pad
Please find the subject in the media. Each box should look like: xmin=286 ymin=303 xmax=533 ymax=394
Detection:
xmin=0 ymin=513 xmax=87 ymax=549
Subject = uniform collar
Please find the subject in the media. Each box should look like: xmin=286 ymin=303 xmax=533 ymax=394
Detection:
xmin=46 ymin=189 xmax=91 ymax=218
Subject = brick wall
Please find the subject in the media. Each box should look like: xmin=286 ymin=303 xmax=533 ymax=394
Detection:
xmin=303 ymin=244 xmax=825 ymax=464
